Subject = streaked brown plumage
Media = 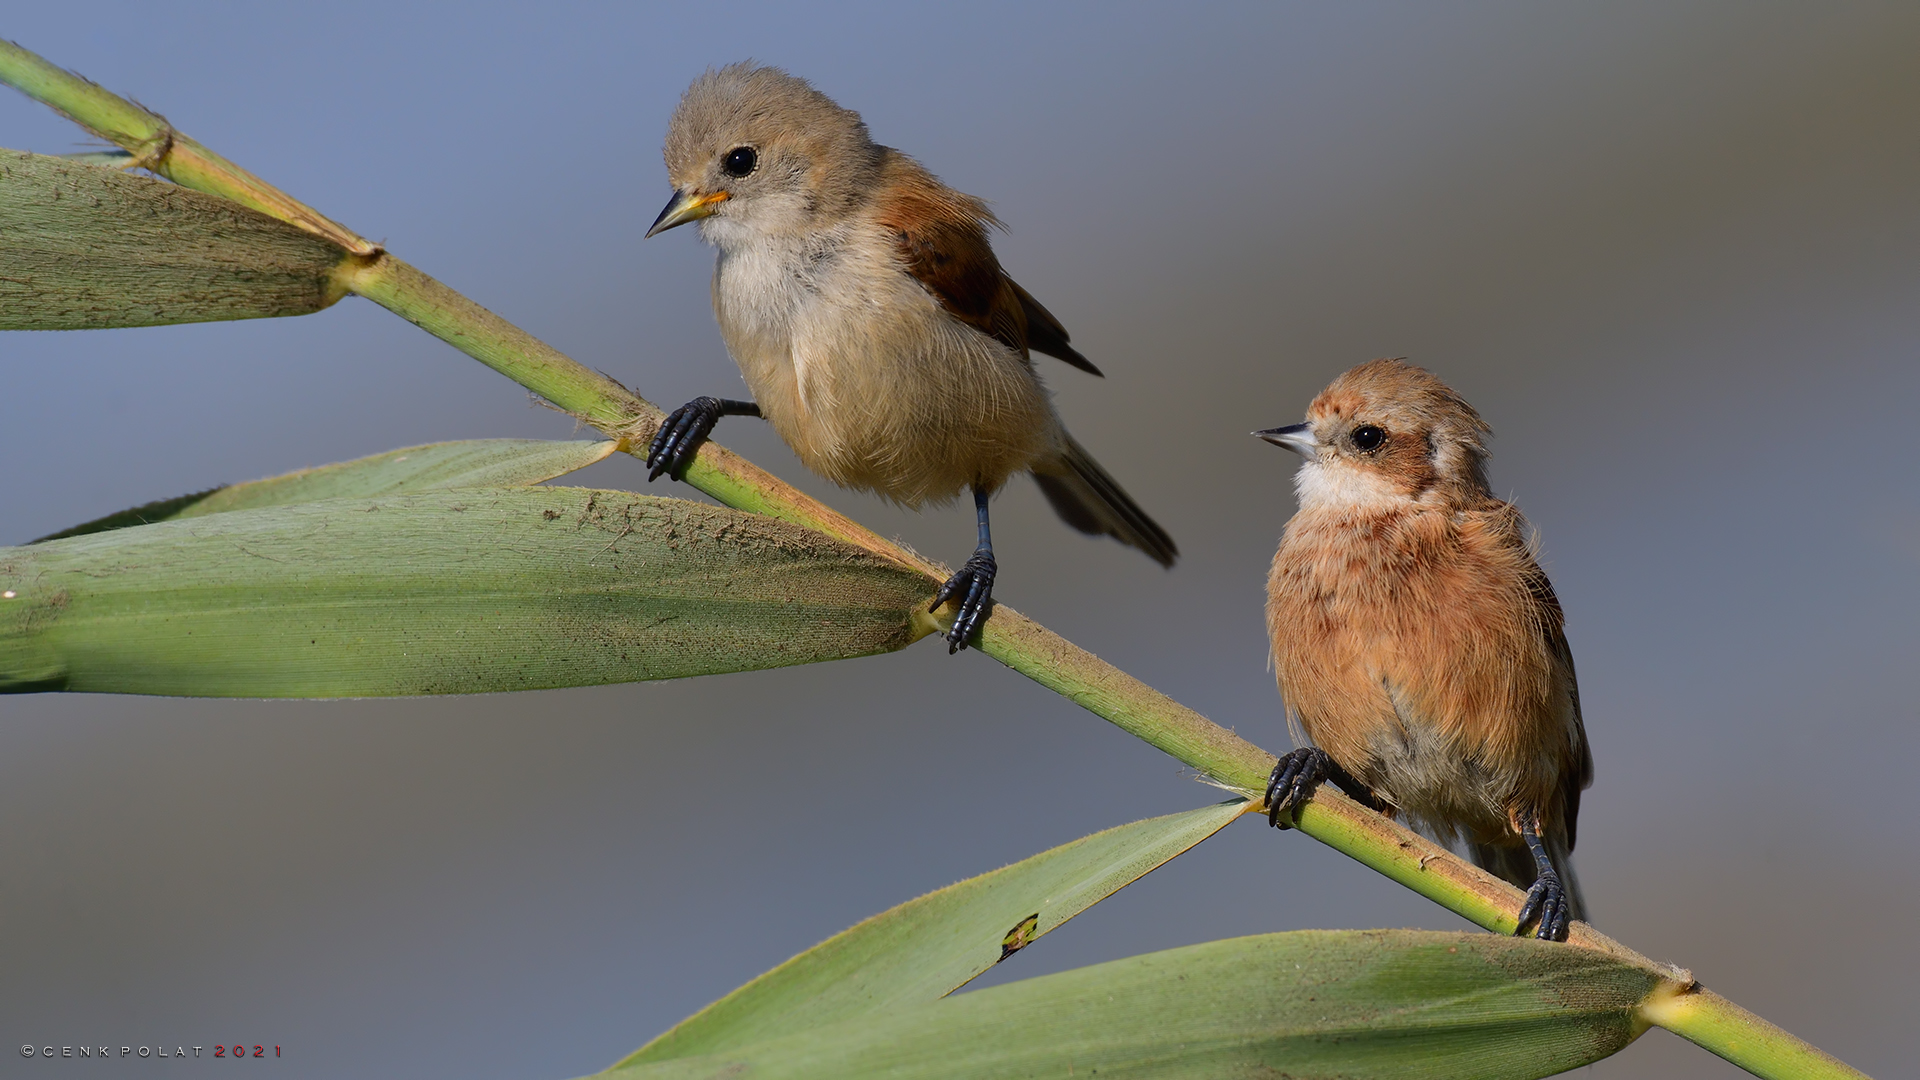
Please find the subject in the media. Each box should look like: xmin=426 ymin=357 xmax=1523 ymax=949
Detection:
xmin=644 ymin=63 xmax=1174 ymax=651
xmin=1259 ymin=359 xmax=1591 ymax=940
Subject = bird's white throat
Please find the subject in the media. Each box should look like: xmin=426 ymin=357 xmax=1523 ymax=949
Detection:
xmin=1292 ymin=457 xmax=1412 ymax=513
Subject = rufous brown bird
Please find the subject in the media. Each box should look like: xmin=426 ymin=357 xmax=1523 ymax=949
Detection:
xmin=641 ymin=63 xmax=1176 ymax=651
xmin=1256 ymin=359 xmax=1591 ymax=940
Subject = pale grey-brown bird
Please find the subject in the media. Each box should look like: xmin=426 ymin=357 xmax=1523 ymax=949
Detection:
xmin=643 ymin=63 xmax=1176 ymax=650
xmin=1257 ymin=359 xmax=1590 ymax=940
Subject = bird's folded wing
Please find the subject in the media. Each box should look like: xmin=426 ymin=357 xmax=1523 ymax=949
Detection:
xmin=874 ymin=151 xmax=1101 ymax=375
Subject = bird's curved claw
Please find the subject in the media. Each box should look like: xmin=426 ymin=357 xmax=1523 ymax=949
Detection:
xmin=931 ymin=549 xmax=996 ymax=653
xmin=1265 ymin=747 xmax=1333 ymax=829
xmin=647 ymin=397 xmax=726 ymax=481
xmin=1516 ymin=868 xmax=1572 ymax=942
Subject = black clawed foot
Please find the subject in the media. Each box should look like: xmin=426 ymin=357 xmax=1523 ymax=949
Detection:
xmin=648 ymin=397 xmax=759 ymax=481
xmin=1516 ymin=869 xmax=1571 ymax=942
xmin=1265 ymin=747 xmax=1333 ymax=829
xmin=930 ymin=549 xmax=996 ymax=653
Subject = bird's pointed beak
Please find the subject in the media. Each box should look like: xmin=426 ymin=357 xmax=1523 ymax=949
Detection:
xmin=646 ymin=189 xmax=730 ymax=238
xmin=1255 ymin=422 xmax=1317 ymax=457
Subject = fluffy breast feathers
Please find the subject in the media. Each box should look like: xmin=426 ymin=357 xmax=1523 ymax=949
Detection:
xmin=708 ymin=163 xmax=1059 ymax=504
xmin=1267 ymin=497 xmax=1589 ymax=841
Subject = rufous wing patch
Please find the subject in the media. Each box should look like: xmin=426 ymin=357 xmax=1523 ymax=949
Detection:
xmin=874 ymin=151 xmax=1098 ymax=374
xmin=878 ymin=180 xmax=1025 ymax=352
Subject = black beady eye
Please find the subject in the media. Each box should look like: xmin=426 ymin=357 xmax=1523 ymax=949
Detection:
xmin=1350 ymin=424 xmax=1386 ymax=452
xmin=721 ymin=146 xmax=757 ymax=178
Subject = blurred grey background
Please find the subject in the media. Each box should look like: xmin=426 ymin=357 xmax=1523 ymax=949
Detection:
xmin=2 ymin=3 xmax=1915 ymax=1077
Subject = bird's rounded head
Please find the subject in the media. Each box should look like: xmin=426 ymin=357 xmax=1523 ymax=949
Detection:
xmin=1256 ymin=358 xmax=1492 ymax=511
xmin=651 ymin=63 xmax=882 ymax=244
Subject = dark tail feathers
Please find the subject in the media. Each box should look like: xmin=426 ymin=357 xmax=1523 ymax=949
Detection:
xmin=1031 ymin=435 xmax=1177 ymax=568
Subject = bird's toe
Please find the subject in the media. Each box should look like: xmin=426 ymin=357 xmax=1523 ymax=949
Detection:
xmin=1516 ymin=870 xmax=1570 ymax=942
xmin=1265 ymin=747 xmax=1331 ymax=828
xmin=933 ymin=551 xmax=996 ymax=653
xmin=647 ymin=398 xmax=722 ymax=481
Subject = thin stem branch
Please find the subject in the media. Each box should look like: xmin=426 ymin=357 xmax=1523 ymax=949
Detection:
xmin=1640 ymin=984 xmax=1870 ymax=1080
xmin=0 ymin=40 xmax=373 ymax=255
xmin=0 ymin=40 xmax=1869 ymax=1080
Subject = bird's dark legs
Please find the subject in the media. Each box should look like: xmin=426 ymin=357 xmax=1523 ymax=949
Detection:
xmin=1265 ymin=747 xmax=1385 ymax=828
xmin=930 ymin=487 xmax=997 ymax=653
xmin=1514 ymin=821 xmax=1572 ymax=942
xmin=646 ymin=397 xmax=761 ymax=481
